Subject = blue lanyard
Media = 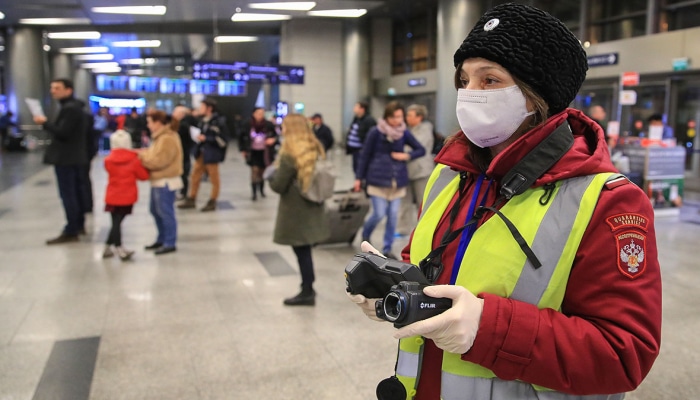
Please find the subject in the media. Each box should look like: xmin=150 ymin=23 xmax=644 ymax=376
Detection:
xmin=448 ymin=174 xmax=492 ymax=285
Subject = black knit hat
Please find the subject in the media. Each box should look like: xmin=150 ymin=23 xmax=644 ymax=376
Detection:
xmin=453 ymin=3 xmax=588 ymax=115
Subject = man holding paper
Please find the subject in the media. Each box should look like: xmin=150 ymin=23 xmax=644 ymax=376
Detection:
xmin=33 ymin=78 xmax=89 ymax=245
xmin=178 ymin=98 xmax=229 ymax=212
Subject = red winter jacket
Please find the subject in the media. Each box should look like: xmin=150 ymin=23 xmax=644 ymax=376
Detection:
xmin=402 ymin=109 xmax=661 ymax=397
xmin=104 ymin=149 xmax=149 ymax=206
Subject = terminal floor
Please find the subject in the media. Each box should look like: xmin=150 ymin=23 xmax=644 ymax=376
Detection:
xmin=0 ymin=148 xmax=698 ymax=400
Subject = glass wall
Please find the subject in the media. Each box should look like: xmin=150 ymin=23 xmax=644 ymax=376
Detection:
xmin=661 ymin=0 xmax=700 ymax=31
xmin=391 ymin=5 xmax=437 ymax=75
xmin=587 ymin=0 xmax=647 ymax=43
xmin=673 ymin=80 xmax=700 ymax=170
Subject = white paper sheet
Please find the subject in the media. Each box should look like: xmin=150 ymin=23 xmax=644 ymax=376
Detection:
xmin=25 ymin=98 xmax=45 ymax=118
xmin=189 ymin=126 xmax=202 ymax=142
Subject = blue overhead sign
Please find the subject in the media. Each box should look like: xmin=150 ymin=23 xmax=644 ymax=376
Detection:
xmin=587 ymin=52 xmax=619 ymax=67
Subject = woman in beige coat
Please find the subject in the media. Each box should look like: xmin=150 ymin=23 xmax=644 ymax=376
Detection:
xmin=139 ymin=109 xmax=183 ymax=255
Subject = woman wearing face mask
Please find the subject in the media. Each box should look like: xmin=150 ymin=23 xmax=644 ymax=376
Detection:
xmin=348 ymin=3 xmax=661 ymax=399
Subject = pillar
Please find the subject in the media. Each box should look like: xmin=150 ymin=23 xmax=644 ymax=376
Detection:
xmin=435 ymin=0 xmax=482 ymax=137
xmin=7 ymin=28 xmax=47 ymax=126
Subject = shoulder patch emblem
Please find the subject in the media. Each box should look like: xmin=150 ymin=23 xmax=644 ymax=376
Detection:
xmin=605 ymin=213 xmax=649 ymax=232
xmin=616 ymin=231 xmax=647 ymax=279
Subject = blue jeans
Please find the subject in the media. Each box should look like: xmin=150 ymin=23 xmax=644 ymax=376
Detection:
xmin=54 ymin=165 xmax=86 ymax=235
xmin=149 ymin=186 xmax=177 ymax=247
xmin=362 ymin=195 xmax=401 ymax=254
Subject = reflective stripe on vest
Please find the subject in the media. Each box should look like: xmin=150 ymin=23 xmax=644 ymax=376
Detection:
xmin=440 ymin=374 xmax=625 ymax=400
xmin=396 ymin=166 xmax=620 ymax=399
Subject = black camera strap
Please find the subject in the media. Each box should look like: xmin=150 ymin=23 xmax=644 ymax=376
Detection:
xmin=418 ymin=121 xmax=574 ymax=282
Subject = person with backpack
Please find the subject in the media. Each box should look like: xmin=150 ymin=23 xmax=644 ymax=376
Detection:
xmin=353 ymin=101 xmax=425 ymax=259
xmin=178 ymin=98 xmax=228 ymax=212
xmin=33 ymin=78 xmax=90 ymax=244
xmin=267 ymin=114 xmax=330 ymax=306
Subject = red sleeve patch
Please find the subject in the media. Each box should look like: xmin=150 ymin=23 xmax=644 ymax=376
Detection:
xmin=616 ymin=231 xmax=647 ymax=279
xmin=605 ymin=213 xmax=649 ymax=232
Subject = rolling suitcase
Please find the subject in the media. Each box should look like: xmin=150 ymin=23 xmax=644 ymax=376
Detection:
xmin=318 ymin=190 xmax=370 ymax=245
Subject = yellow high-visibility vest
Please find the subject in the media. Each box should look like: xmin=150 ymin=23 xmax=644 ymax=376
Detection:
xmin=396 ymin=164 xmax=624 ymax=400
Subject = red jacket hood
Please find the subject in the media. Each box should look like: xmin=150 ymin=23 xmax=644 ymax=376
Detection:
xmin=107 ymin=149 xmax=139 ymax=165
xmin=435 ymin=108 xmax=617 ymax=187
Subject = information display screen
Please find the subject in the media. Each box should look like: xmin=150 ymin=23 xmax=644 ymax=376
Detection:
xmin=217 ymin=81 xmax=247 ymax=96
xmin=159 ymin=78 xmax=190 ymax=94
xmin=192 ymin=61 xmax=304 ymax=84
xmin=189 ymin=80 xmax=219 ymax=95
xmin=96 ymin=75 xmax=129 ymax=91
xmin=128 ymin=77 xmax=160 ymax=93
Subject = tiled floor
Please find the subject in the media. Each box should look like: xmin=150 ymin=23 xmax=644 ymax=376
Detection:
xmin=0 ymin=147 xmax=699 ymax=399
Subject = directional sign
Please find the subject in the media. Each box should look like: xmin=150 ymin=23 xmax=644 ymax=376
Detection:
xmin=587 ymin=52 xmax=619 ymax=67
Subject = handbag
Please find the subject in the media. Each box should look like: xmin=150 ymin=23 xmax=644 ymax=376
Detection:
xmin=298 ymin=157 xmax=336 ymax=204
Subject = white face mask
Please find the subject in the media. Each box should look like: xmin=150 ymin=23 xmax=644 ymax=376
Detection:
xmin=456 ymin=85 xmax=535 ymax=148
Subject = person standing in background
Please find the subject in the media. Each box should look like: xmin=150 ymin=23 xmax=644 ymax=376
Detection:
xmin=588 ymin=105 xmax=614 ymax=147
xmin=239 ymin=107 xmax=277 ymax=201
xmin=397 ymin=104 xmax=435 ymax=235
xmin=345 ymin=101 xmax=376 ymax=174
xmin=33 ymin=78 xmax=89 ymax=244
xmin=171 ymin=105 xmax=197 ymax=200
xmin=268 ymin=114 xmax=330 ymax=306
xmin=0 ymin=111 xmax=17 ymax=149
xmin=139 ymin=109 xmax=183 ymax=255
xmin=178 ymin=98 xmax=229 ymax=212
xmin=310 ymin=113 xmax=334 ymax=152
xmin=353 ymin=101 xmax=425 ymax=259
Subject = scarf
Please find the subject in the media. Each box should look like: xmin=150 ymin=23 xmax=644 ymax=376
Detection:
xmin=377 ymin=118 xmax=406 ymax=142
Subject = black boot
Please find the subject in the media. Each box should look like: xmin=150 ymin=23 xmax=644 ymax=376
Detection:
xmin=283 ymin=285 xmax=315 ymax=306
xmin=258 ymin=181 xmax=266 ymax=198
xmin=251 ymin=183 xmax=257 ymax=201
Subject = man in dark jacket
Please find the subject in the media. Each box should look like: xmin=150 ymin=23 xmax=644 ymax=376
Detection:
xmin=310 ymin=113 xmax=334 ymax=152
xmin=172 ymin=105 xmax=197 ymax=199
xmin=33 ymin=78 xmax=89 ymax=244
xmin=178 ymin=98 xmax=229 ymax=212
xmin=344 ymin=101 xmax=376 ymax=174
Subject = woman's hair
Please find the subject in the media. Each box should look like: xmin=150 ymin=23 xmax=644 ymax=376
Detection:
xmin=383 ymin=101 xmax=405 ymax=120
xmin=147 ymin=108 xmax=179 ymax=131
xmin=451 ymin=63 xmax=550 ymax=171
xmin=279 ymin=114 xmax=325 ymax=192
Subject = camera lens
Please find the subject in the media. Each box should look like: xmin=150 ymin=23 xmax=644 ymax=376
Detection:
xmin=383 ymin=292 xmax=404 ymax=322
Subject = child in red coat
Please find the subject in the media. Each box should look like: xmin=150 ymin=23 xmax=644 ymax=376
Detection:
xmin=103 ymin=130 xmax=149 ymax=260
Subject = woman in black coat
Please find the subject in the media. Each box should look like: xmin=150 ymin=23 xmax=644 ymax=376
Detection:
xmin=239 ymin=107 xmax=278 ymax=200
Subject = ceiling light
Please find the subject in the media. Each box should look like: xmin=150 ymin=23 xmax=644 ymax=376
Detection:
xmin=74 ymin=54 xmax=114 ymax=61
xmin=47 ymin=31 xmax=101 ymax=40
xmin=175 ymin=65 xmax=185 ymax=71
xmin=91 ymin=6 xmax=166 ymax=15
xmin=127 ymin=69 xmax=145 ymax=75
xmin=60 ymin=46 xmax=109 ymax=54
xmin=121 ymin=58 xmax=146 ymax=65
xmin=19 ymin=18 xmax=91 ymax=25
xmin=112 ymin=40 xmax=161 ymax=47
xmin=214 ymin=36 xmax=259 ymax=43
xmin=91 ymin=67 xmax=122 ymax=74
xmin=81 ymin=62 xmax=119 ymax=69
xmin=248 ymin=2 xmax=316 ymax=11
xmin=0 ymin=12 xmax=5 ymax=20
xmin=43 ymin=45 xmax=51 ymax=52
xmin=308 ymin=9 xmax=367 ymax=18
xmin=231 ymin=13 xmax=291 ymax=22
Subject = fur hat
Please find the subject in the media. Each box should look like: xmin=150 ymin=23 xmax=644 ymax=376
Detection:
xmin=109 ymin=130 xmax=132 ymax=150
xmin=453 ymin=3 xmax=588 ymax=115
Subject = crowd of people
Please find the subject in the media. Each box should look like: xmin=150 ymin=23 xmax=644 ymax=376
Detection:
xmin=29 ymin=4 xmax=663 ymax=396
